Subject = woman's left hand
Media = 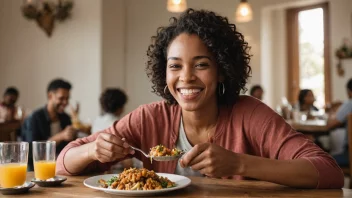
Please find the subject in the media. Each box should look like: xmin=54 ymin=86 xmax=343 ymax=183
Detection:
xmin=179 ymin=143 xmax=243 ymax=178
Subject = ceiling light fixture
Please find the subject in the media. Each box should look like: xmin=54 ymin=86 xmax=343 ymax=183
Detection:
xmin=235 ymin=0 xmax=253 ymax=23
xmin=167 ymin=0 xmax=187 ymax=13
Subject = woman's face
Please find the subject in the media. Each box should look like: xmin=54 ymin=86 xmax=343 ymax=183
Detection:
xmin=304 ymin=91 xmax=315 ymax=105
xmin=166 ymin=33 xmax=220 ymax=112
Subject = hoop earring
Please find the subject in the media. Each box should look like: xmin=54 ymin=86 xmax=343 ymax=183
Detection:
xmin=164 ymin=85 xmax=169 ymax=94
xmin=219 ymin=82 xmax=225 ymax=96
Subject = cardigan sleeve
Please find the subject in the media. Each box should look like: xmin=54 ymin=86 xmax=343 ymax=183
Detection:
xmin=56 ymin=106 xmax=143 ymax=176
xmin=246 ymin=103 xmax=344 ymax=189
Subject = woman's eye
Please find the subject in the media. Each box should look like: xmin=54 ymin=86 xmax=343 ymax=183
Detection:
xmin=168 ymin=64 xmax=181 ymax=69
xmin=195 ymin=63 xmax=209 ymax=68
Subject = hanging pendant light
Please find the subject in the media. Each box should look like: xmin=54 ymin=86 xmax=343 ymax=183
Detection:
xmin=167 ymin=0 xmax=187 ymax=13
xmin=235 ymin=0 xmax=253 ymax=23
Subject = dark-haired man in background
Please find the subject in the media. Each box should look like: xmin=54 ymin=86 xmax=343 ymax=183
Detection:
xmin=0 ymin=87 xmax=20 ymax=122
xmin=22 ymin=79 xmax=77 ymax=170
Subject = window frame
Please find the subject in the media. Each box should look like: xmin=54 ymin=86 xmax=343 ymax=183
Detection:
xmin=286 ymin=2 xmax=331 ymax=105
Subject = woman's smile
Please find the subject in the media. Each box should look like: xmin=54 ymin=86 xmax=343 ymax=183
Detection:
xmin=177 ymin=88 xmax=203 ymax=100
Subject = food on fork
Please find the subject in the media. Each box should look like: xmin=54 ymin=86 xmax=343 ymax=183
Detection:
xmin=98 ymin=168 xmax=176 ymax=190
xmin=149 ymin=145 xmax=183 ymax=157
xmin=148 ymin=145 xmax=184 ymax=163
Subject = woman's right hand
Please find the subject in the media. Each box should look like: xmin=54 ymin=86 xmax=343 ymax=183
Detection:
xmin=88 ymin=133 xmax=135 ymax=163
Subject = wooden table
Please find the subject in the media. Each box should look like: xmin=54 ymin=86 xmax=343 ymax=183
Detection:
xmin=3 ymin=172 xmax=352 ymax=198
xmin=287 ymin=120 xmax=329 ymax=134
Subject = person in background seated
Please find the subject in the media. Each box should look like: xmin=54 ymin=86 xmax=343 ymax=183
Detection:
xmin=296 ymin=89 xmax=319 ymax=112
xmin=0 ymin=87 xmax=20 ymax=122
xmin=57 ymin=9 xmax=343 ymax=189
xmin=92 ymin=88 xmax=141 ymax=171
xmin=92 ymin=88 xmax=127 ymax=133
xmin=249 ymin=85 xmax=263 ymax=100
xmin=329 ymin=78 xmax=352 ymax=166
xmin=22 ymin=79 xmax=78 ymax=171
xmin=326 ymin=101 xmax=343 ymax=115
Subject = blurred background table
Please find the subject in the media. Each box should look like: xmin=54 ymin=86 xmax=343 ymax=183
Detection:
xmin=287 ymin=120 xmax=329 ymax=135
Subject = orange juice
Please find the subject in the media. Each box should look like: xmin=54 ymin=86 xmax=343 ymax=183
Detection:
xmin=34 ymin=161 xmax=56 ymax=180
xmin=0 ymin=163 xmax=27 ymax=188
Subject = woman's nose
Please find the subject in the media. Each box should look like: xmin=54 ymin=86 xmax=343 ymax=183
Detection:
xmin=179 ymin=67 xmax=196 ymax=82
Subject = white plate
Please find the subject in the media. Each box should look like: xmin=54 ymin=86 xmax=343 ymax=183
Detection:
xmin=83 ymin=173 xmax=191 ymax=196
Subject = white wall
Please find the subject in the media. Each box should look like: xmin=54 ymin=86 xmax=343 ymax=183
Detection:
xmin=102 ymin=0 xmax=126 ymax=90
xmin=271 ymin=9 xmax=288 ymax=108
xmin=330 ymin=0 xmax=352 ymax=102
xmin=260 ymin=8 xmax=274 ymax=106
xmin=0 ymin=0 xmax=102 ymax=119
xmin=123 ymin=0 xmax=168 ymax=113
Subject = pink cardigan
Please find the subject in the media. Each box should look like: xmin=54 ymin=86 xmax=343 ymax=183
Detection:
xmin=56 ymin=96 xmax=344 ymax=189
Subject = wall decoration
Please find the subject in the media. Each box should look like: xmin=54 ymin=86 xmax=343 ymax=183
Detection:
xmin=21 ymin=0 xmax=74 ymax=37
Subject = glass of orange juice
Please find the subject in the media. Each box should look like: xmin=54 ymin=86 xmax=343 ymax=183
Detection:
xmin=0 ymin=142 xmax=29 ymax=188
xmin=32 ymin=141 xmax=56 ymax=180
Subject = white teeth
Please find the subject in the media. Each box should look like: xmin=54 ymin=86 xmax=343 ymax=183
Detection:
xmin=179 ymin=89 xmax=201 ymax=95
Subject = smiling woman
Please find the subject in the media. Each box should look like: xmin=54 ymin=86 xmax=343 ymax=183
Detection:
xmin=56 ymin=9 xmax=343 ymax=189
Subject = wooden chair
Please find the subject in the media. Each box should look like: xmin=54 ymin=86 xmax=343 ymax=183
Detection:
xmin=341 ymin=114 xmax=352 ymax=188
xmin=0 ymin=121 xmax=20 ymax=142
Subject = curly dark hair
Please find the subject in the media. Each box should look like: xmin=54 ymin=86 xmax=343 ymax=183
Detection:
xmin=100 ymin=88 xmax=127 ymax=114
xmin=250 ymin=85 xmax=263 ymax=96
xmin=347 ymin=78 xmax=352 ymax=92
xmin=146 ymin=9 xmax=251 ymax=105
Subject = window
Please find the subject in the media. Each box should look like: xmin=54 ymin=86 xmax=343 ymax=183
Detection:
xmin=286 ymin=3 xmax=331 ymax=107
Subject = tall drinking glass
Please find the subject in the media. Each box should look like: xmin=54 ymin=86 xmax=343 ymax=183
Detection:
xmin=32 ymin=141 xmax=56 ymax=180
xmin=0 ymin=142 xmax=29 ymax=188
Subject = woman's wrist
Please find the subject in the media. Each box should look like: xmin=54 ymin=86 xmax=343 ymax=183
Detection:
xmin=234 ymin=154 xmax=265 ymax=178
xmin=86 ymin=142 xmax=97 ymax=162
xmin=233 ymin=153 xmax=247 ymax=176
xmin=63 ymin=144 xmax=96 ymax=175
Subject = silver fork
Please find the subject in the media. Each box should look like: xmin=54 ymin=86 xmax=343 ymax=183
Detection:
xmin=130 ymin=146 xmax=150 ymax=158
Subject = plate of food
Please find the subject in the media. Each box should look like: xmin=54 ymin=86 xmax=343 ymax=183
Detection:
xmin=83 ymin=168 xmax=191 ymax=196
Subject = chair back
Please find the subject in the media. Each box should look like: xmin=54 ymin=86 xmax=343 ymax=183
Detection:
xmin=0 ymin=122 xmax=18 ymax=141
xmin=348 ymin=114 xmax=352 ymax=187
xmin=343 ymin=114 xmax=352 ymax=188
